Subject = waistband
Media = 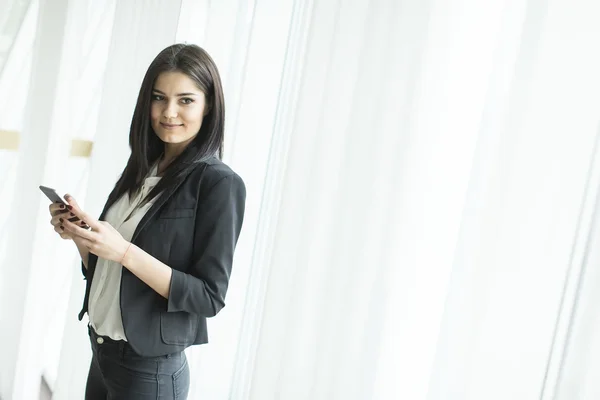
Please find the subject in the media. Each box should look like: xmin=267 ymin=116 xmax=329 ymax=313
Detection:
xmin=88 ymin=324 xmax=179 ymax=360
xmin=88 ymin=325 xmax=129 ymax=350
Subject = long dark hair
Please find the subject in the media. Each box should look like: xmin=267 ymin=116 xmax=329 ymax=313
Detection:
xmin=104 ymin=44 xmax=225 ymax=210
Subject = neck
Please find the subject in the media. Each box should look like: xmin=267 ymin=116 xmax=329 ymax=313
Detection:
xmin=163 ymin=143 xmax=184 ymax=162
xmin=158 ymin=143 xmax=187 ymax=176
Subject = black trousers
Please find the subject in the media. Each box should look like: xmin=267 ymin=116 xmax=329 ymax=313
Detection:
xmin=85 ymin=327 xmax=190 ymax=399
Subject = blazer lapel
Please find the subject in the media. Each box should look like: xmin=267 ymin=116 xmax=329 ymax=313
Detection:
xmin=130 ymin=165 xmax=200 ymax=243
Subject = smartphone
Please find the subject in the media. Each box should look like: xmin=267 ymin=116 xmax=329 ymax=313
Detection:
xmin=39 ymin=185 xmax=67 ymax=205
xmin=39 ymin=185 xmax=80 ymax=223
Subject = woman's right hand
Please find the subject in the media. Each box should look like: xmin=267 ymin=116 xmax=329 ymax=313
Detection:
xmin=49 ymin=201 xmax=91 ymax=269
xmin=49 ymin=202 xmax=87 ymax=240
xmin=49 ymin=202 xmax=74 ymax=239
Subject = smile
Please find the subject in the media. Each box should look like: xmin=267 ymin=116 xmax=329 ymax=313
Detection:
xmin=160 ymin=123 xmax=183 ymax=129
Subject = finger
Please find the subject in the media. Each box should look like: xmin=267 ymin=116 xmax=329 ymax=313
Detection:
xmin=64 ymin=194 xmax=99 ymax=230
xmin=78 ymin=220 xmax=91 ymax=229
xmin=54 ymin=225 xmax=72 ymax=240
xmin=59 ymin=232 xmax=72 ymax=240
xmin=75 ymin=220 xmax=90 ymax=230
xmin=49 ymin=201 xmax=76 ymax=218
xmin=61 ymin=216 xmax=96 ymax=241
xmin=51 ymin=213 xmax=70 ymax=226
xmin=49 ymin=202 xmax=68 ymax=213
xmin=51 ymin=214 xmax=88 ymax=228
xmin=51 ymin=209 xmax=70 ymax=217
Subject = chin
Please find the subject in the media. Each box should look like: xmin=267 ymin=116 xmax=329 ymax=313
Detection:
xmin=158 ymin=134 xmax=196 ymax=146
xmin=156 ymin=132 xmax=179 ymax=142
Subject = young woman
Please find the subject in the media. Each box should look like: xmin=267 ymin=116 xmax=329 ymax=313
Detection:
xmin=47 ymin=44 xmax=246 ymax=399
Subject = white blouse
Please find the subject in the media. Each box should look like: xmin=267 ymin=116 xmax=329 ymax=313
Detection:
xmin=88 ymin=163 xmax=161 ymax=340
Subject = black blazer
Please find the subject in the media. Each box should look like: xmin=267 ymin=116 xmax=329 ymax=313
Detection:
xmin=78 ymin=157 xmax=246 ymax=357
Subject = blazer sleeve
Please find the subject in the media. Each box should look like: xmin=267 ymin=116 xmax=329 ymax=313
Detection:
xmin=166 ymin=172 xmax=246 ymax=316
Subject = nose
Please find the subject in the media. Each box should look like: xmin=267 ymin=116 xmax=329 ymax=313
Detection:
xmin=163 ymin=101 xmax=178 ymax=119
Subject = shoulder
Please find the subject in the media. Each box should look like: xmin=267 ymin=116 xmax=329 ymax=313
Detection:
xmin=190 ymin=156 xmax=245 ymax=195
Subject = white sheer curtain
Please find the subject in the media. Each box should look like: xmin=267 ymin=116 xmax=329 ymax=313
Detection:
xmin=226 ymin=0 xmax=600 ymax=399
xmin=542 ymin=2 xmax=600 ymax=398
xmin=0 ymin=0 xmax=81 ymax=398
xmin=426 ymin=0 xmax=600 ymax=397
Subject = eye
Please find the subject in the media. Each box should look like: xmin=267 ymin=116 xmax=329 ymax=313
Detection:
xmin=151 ymin=94 xmax=164 ymax=101
xmin=181 ymin=97 xmax=194 ymax=105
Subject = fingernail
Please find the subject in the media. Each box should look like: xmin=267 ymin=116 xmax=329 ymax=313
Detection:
xmin=59 ymin=225 xmax=64 ymax=230
xmin=80 ymin=221 xmax=86 ymax=225
xmin=59 ymin=218 xmax=63 ymax=222
xmin=67 ymin=205 xmax=73 ymax=210
xmin=60 ymin=204 xmax=65 ymax=209
xmin=70 ymin=213 xmax=75 ymax=216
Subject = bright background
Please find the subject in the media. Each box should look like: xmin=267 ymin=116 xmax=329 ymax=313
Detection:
xmin=2 ymin=0 xmax=600 ymax=399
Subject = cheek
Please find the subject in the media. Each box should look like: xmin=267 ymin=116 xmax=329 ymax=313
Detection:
xmin=150 ymin=104 xmax=161 ymax=121
xmin=150 ymin=105 xmax=161 ymax=130
xmin=182 ymin=108 xmax=204 ymax=130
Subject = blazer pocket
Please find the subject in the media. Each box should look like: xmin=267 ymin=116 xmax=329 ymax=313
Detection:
xmin=160 ymin=311 xmax=197 ymax=345
xmin=159 ymin=207 xmax=195 ymax=219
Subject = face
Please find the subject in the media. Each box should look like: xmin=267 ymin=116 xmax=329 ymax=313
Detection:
xmin=150 ymin=71 xmax=207 ymax=153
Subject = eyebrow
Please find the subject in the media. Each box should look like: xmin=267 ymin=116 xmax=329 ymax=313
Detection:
xmin=152 ymin=89 xmax=199 ymax=97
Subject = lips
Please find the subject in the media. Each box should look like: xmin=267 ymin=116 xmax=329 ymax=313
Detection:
xmin=160 ymin=122 xmax=183 ymax=128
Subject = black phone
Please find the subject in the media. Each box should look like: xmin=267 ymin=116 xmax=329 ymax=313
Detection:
xmin=39 ymin=185 xmax=80 ymax=222
xmin=39 ymin=185 xmax=67 ymax=205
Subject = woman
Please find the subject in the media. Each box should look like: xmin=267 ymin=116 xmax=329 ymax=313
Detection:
xmin=47 ymin=44 xmax=246 ymax=399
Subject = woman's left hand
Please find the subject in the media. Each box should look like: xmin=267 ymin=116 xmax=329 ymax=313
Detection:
xmin=60 ymin=194 xmax=130 ymax=263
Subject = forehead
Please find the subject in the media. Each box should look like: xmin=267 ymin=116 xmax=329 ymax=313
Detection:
xmin=153 ymin=71 xmax=201 ymax=93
